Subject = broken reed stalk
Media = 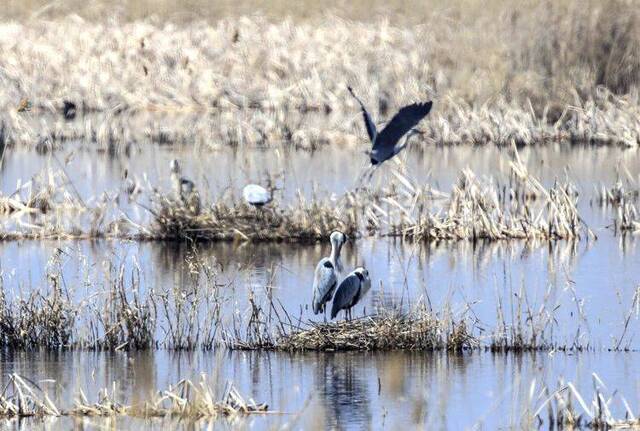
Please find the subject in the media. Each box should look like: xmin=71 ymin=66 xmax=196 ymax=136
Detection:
xmin=0 ymin=374 xmax=267 ymax=419
xmin=526 ymin=373 xmax=640 ymax=429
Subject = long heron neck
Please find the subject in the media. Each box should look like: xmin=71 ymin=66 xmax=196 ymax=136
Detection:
xmin=329 ymin=243 xmax=343 ymax=272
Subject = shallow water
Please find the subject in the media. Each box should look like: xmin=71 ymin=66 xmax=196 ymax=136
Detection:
xmin=1 ymin=140 xmax=640 ymax=428
xmin=2 ymin=349 xmax=640 ymax=430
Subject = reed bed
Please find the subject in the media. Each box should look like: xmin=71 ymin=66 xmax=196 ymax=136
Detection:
xmin=591 ymin=172 xmax=640 ymax=234
xmin=383 ymin=150 xmax=594 ymax=241
xmin=270 ymin=311 xmax=475 ymax=352
xmin=0 ymin=158 xmax=602 ymax=241
xmin=0 ymin=249 xmax=225 ymax=350
xmin=526 ymin=374 xmax=640 ymax=429
xmin=0 ymin=247 xmax=612 ymax=353
xmin=0 ymin=374 xmax=266 ymax=419
xmin=221 ymin=297 xmax=479 ymax=352
xmin=147 ymin=191 xmax=359 ymax=242
xmin=1 ymin=1 xmax=639 ymax=150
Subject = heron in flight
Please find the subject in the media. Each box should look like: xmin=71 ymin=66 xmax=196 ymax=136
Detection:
xmin=348 ymin=86 xmax=432 ymax=180
xmin=312 ymin=231 xmax=348 ymax=320
xmin=330 ymin=266 xmax=371 ymax=321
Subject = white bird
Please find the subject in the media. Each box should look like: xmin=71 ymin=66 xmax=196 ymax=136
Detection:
xmin=312 ymin=231 xmax=348 ymax=320
xmin=330 ymin=267 xmax=371 ymax=320
xmin=243 ymin=184 xmax=272 ymax=206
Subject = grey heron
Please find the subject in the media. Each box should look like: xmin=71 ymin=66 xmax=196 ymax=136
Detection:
xmin=63 ymin=101 xmax=77 ymax=120
xmin=312 ymin=231 xmax=348 ymax=320
xmin=169 ymin=159 xmax=200 ymax=214
xmin=330 ymin=266 xmax=371 ymax=320
xmin=348 ymin=86 xmax=432 ymax=179
xmin=243 ymin=184 xmax=272 ymax=206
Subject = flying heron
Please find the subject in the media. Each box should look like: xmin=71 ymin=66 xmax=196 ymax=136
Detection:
xmin=312 ymin=231 xmax=348 ymax=320
xmin=348 ymin=86 xmax=432 ymax=180
xmin=330 ymin=266 xmax=371 ymax=321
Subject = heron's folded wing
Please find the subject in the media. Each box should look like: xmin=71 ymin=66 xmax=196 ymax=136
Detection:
xmin=313 ymin=260 xmax=337 ymax=302
xmin=332 ymin=274 xmax=360 ymax=311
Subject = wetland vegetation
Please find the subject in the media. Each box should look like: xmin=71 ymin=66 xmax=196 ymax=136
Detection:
xmin=1 ymin=0 xmax=640 ymax=429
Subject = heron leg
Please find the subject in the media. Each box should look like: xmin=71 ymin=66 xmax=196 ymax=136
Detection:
xmin=323 ymin=307 xmax=327 ymax=323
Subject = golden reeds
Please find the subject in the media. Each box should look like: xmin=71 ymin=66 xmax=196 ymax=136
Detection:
xmin=0 ymin=2 xmax=639 ymax=150
xmin=0 ymin=157 xmax=602 ymax=242
xmin=0 ymin=374 xmax=267 ymax=419
xmin=526 ymin=374 xmax=640 ymax=429
xmin=272 ymin=311 xmax=475 ymax=352
xmin=147 ymin=191 xmax=359 ymax=242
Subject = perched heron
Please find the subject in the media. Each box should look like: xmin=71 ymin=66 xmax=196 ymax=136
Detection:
xmin=169 ymin=159 xmax=200 ymax=214
xmin=169 ymin=159 xmax=195 ymax=199
xmin=348 ymin=86 xmax=432 ymax=179
xmin=243 ymin=184 xmax=272 ymax=206
xmin=312 ymin=231 xmax=348 ymax=320
xmin=330 ymin=266 xmax=371 ymax=321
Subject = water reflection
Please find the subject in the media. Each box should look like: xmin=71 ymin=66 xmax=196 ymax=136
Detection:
xmin=2 ymin=348 xmax=640 ymax=429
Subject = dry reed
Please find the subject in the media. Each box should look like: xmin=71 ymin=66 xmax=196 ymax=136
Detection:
xmin=0 ymin=373 xmax=267 ymax=419
xmin=0 ymin=1 xmax=639 ymax=150
xmin=272 ymin=311 xmax=475 ymax=352
xmin=382 ymin=148 xmax=594 ymax=241
xmin=147 ymin=190 xmax=359 ymax=242
xmin=527 ymin=374 xmax=640 ymax=429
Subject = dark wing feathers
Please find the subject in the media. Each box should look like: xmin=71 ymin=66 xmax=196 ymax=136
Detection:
xmin=330 ymin=274 xmax=360 ymax=319
xmin=347 ymin=86 xmax=377 ymax=143
xmin=375 ymin=101 xmax=432 ymax=150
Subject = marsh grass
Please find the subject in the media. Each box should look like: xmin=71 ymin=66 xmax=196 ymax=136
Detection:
xmin=383 ymin=149 xmax=594 ymax=241
xmin=147 ymin=190 xmax=359 ymax=242
xmin=0 ymin=249 xmax=225 ymax=350
xmin=526 ymin=374 xmax=640 ymax=429
xmin=0 ymin=159 xmax=599 ymax=242
xmin=1 ymin=1 xmax=639 ymax=150
xmin=0 ymin=373 xmax=267 ymax=419
xmin=0 ymin=247 xmax=636 ymax=352
xmin=272 ymin=310 xmax=476 ymax=352
xmin=221 ymin=294 xmax=479 ymax=352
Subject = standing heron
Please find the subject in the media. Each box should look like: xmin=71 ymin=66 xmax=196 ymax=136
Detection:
xmin=330 ymin=267 xmax=371 ymax=321
xmin=169 ymin=159 xmax=195 ymax=200
xmin=348 ymin=86 xmax=432 ymax=180
xmin=243 ymin=184 xmax=272 ymax=206
xmin=312 ymin=231 xmax=348 ymax=320
xmin=169 ymin=159 xmax=200 ymax=214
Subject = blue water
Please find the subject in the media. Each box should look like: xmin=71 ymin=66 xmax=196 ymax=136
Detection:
xmin=1 ymin=143 xmax=640 ymax=429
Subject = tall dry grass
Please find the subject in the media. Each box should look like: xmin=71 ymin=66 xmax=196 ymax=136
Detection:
xmin=0 ymin=0 xmax=638 ymax=148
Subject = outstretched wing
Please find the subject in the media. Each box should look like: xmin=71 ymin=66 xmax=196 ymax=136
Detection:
xmin=330 ymin=274 xmax=361 ymax=319
xmin=347 ymin=86 xmax=377 ymax=144
xmin=374 ymin=101 xmax=432 ymax=151
xmin=312 ymin=259 xmax=337 ymax=314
